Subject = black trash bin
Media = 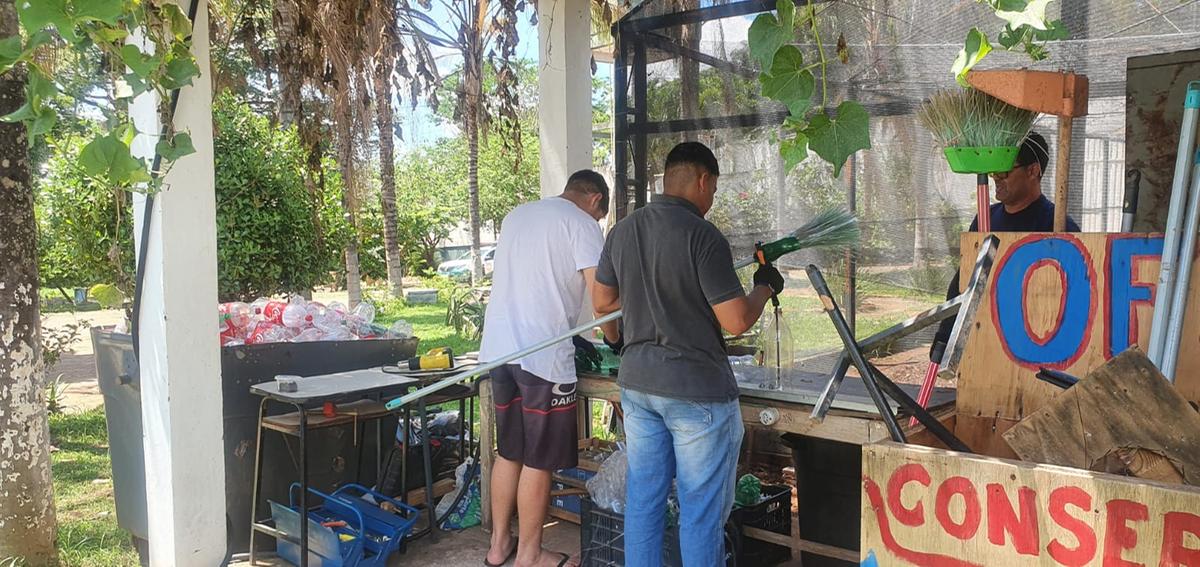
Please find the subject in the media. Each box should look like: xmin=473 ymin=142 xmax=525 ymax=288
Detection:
xmin=91 ymin=328 xmax=420 ymax=560
xmin=781 ymin=433 xmax=861 ymax=567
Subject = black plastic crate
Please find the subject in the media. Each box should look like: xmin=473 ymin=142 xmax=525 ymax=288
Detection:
xmin=580 ymin=498 xmax=683 ymax=567
xmin=731 ymin=483 xmax=791 ymax=534
xmin=731 ymin=484 xmax=793 ymax=566
xmin=581 ymin=498 xmax=744 ymax=567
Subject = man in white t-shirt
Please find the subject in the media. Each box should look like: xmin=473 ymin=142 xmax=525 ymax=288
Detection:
xmin=480 ymin=170 xmax=619 ymax=567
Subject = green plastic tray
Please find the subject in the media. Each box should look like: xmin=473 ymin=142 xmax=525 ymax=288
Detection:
xmin=943 ymin=146 xmax=1019 ymax=174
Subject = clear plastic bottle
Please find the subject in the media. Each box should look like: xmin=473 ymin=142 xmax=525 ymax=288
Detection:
xmin=758 ymin=304 xmax=794 ymax=389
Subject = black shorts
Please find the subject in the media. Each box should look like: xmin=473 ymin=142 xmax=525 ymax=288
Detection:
xmin=490 ymin=364 xmax=578 ymax=471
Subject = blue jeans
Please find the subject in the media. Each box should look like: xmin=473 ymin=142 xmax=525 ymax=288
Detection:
xmin=621 ymin=388 xmax=744 ymax=567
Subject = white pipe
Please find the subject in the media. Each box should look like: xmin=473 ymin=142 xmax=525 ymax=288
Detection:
xmin=1148 ymin=84 xmax=1200 ymax=366
xmin=1161 ymin=148 xmax=1200 ymax=381
xmin=385 ymin=254 xmax=761 ymax=410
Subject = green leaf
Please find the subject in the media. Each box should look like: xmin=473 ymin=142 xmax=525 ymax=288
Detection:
xmin=996 ymin=24 xmax=1025 ymax=50
xmin=28 ymin=67 xmax=57 ymax=102
xmin=156 ymin=132 xmax=195 ymax=161
xmin=29 ymin=110 xmax=57 ymax=138
xmin=952 ymin=28 xmax=992 ymax=87
xmin=780 ymin=131 xmax=809 ymax=172
xmin=88 ymin=284 xmax=125 ymax=309
xmin=803 ymin=101 xmax=871 ymax=178
xmin=747 ymin=0 xmax=794 ymax=69
xmin=160 ymin=3 xmax=193 ymax=39
xmin=93 ymin=26 xmax=130 ymax=43
xmin=162 ymin=54 xmax=199 ymax=90
xmin=17 ymin=0 xmax=69 ymax=32
xmin=1 ymin=101 xmax=37 ymax=123
xmin=120 ymin=44 xmax=159 ymax=77
xmin=80 ymin=134 xmax=147 ymax=186
xmin=994 ymin=0 xmax=1051 ymax=31
xmin=74 ymin=0 xmax=124 ymax=24
xmin=759 ymin=46 xmax=815 ymax=116
xmin=1033 ymin=19 xmax=1070 ymax=41
xmin=994 ymin=0 xmax=1029 ymax=11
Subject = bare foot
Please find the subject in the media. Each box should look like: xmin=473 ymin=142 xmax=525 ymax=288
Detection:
xmin=515 ymin=549 xmax=578 ymax=567
xmin=485 ymin=532 xmax=517 ymax=566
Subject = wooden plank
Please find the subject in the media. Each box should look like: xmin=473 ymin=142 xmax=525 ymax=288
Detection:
xmin=738 ymin=399 xmax=890 ymax=445
xmin=862 ymin=442 xmax=1200 ymax=566
xmin=546 ymin=507 xmax=581 ymax=525
xmin=259 ymin=399 xmax=391 ymax=435
xmin=742 ymin=527 xmax=859 ymax=563
xmin=954 ymin=414 xmax=1020 ymax=460
xmin=1003 ymin=348 xmax=1200 ymax=484
xmin=404 ymin=477 xmax=456 ymax=508
xmin=478 ymin=378 xmax=495 ymax=531
xmin=955 ymin=232 xmax=1200 ymax=424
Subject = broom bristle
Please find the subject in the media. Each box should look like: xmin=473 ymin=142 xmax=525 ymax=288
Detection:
xmin=789 ymin=207 xmax=860 ymax=251
xmin=918 ymin=88 xmax=1038 ymax=148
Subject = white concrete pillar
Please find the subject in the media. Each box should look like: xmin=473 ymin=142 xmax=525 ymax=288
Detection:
xmin=538 ymin=0 xmax=594 ymax=198
xmin=130 ymin=1 xmax=227 ymax=563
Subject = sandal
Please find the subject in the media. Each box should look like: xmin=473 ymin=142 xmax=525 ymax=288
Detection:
xmin=483 ymin=537 xmax=518 ymax=567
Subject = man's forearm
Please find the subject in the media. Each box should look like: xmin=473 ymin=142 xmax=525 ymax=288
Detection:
xmin=746 ymin=285 xmax=773 ymax=322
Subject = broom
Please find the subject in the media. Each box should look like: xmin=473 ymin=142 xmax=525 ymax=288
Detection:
xmin=917 ymin=88 xmax=1039 ymax=232
xmin=912 ymin=89 xmax=1037 ymax=425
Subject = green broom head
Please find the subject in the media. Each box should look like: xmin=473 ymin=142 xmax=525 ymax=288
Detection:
xmin=917 ymin=88 xmax=1038 ymax=149
xmin=761 ymin=208 xmax=860 ymax=263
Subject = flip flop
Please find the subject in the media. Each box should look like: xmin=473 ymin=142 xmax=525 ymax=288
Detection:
xmin=483 ymin=537 xmax=518 ymax=567
xmin=555 ymin=552 xmax=572 ymax=567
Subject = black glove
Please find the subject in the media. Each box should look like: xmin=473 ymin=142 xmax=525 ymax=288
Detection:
xmin=753 ymin=263 xmax=784 ymax=296
xmin=929 ymin=339 xmax=947 ymax=364
xmin=602 ymin=320 xmax=624 ymax=355
xmin=573 ymin=335 xmax=603 ymax=372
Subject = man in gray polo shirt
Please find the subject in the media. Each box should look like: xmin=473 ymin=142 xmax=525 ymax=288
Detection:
xmin=593 ymin=142 xmax=784 ymax=566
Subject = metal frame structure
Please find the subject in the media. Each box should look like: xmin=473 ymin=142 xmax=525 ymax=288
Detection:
xmin=610 ymin=0 xmax=912 ymax=219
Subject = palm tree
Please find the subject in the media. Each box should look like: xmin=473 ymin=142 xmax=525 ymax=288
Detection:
xmin=0 ymin=0 xmax=57 ymax=561
xmin=396 ymin=0 xmax=522 ymax=283
xmin=370 ymin=0 xmax=405 ymax=298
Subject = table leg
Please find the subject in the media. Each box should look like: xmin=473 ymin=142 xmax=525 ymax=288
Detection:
xmin=249 ymin=397 xmax=268 ymax=565
xmin=401 ymin=407 xmax=409 ymax=504
xmin=419 ymin=397 xmax=438 ymax=541
xmin=298 ymin=404 xmax=309 ymax=567
xmin=458 ymin=398 xmax=466 ymax=467
xmin=479 ymin=377 xmax=495 ymax=532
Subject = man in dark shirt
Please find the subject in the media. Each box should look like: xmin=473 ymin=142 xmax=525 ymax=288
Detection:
xmin=931 ymin=131 xmax=1080 ymax=359
xmin=593 ymin=142 xmax=783 ymax=567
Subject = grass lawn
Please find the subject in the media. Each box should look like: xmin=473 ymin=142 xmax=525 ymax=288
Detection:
xmin=374 ymin=300 xmax=481 ymax=354
xmin=50 ymin=409 xmax=139 ymax=567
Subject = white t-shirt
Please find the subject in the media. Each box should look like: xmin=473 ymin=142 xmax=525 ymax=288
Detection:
xmin=479 ymin=197 xmax=604 ymax=383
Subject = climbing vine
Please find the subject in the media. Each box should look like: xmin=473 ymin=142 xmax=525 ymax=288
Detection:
xmin=748 ymin=0 xmax=1063 ymax=176
xmin=3 ymin=0 xmax=201 ymax=192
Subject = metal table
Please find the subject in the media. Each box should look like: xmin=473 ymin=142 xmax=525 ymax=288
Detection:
xmin=248 ymin=368 xmax=418 ymax=567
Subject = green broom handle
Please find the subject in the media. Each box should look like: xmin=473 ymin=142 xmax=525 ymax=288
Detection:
xmin=385 ymin=254 xmax=760 ymax=410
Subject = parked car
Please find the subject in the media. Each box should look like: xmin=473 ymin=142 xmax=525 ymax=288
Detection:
xmin=437 ymin=247 xmax=495 ymax=281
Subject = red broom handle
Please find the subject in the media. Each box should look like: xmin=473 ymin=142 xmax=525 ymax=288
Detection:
xmin=910 ymin=361 xmax=940 ymax=427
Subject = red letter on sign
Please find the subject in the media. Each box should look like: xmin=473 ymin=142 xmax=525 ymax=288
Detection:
xmin=1047 ymin=486 xmax=1097 ymax=566
xmin=1160 ymin=511 xmax=1200 ymax=566
xmin=936 ymin=476 xmax=982 ymax=540
xmin=888 ymin=463 xmax=931 ymax=527
xmin=987 ymin=484 xmax=1040 ymax=555
xmin=1103 ymin=499 xmax=1149 ymax=567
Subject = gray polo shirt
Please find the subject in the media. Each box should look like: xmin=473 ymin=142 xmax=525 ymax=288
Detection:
xmin=596 ymin=194 xmax=744 ymax=402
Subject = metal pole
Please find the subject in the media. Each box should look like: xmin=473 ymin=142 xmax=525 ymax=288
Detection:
xmin=1122 ymin=169 xmax=1141 ymax=232
xmin=387 ymin=254 xmax=762 ymax=410
xmin=1161 ymin=148 xmax=1200 ymax=380
xmin=613 ymin=26 xmax=630 ymax=220
xmin=806 ymin=265 xmax=906 ymax=443
xmin=1148 ymin=81 xmax=1200 ymax=366
xmin=632 ymin=40 xmax=649 ymax=209
xmin=845 ymin=153 xmax=858 ymax=334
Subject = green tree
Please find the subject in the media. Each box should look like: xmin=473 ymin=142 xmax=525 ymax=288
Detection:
xmin=36 ymin=134 xmax=134 ymax=295
xmin=212 ymin=93 xmax=344 ymax=301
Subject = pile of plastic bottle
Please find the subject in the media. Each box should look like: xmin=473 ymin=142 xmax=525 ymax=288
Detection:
xmin=218 ymin=297 xmax=414 ymax=346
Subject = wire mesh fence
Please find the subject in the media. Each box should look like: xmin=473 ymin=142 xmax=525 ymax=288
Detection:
xmin=613 ymin=0 xmax=1200 ymax=382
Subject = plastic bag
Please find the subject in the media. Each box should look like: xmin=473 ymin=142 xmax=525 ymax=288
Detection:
xmin=586 ymin=449 xmax=627 ymax=513
xmin=440 ymin=460 xmax=481 ymax=530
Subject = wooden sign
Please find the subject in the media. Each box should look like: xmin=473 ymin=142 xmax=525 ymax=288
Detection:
xmin=862 ymin=442 xmax=1200 ymax=566
xmin=952 ymin=233 xmax=1200 ymax=455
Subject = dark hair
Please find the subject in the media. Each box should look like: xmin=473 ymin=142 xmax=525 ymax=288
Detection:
xmin=1017 ymin=131 xmax=1049 ymax=177
xmin=665 ymin=141 xmax=720 ymax=176
xmin=566 ymin=169 xmax=609 ymax=213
